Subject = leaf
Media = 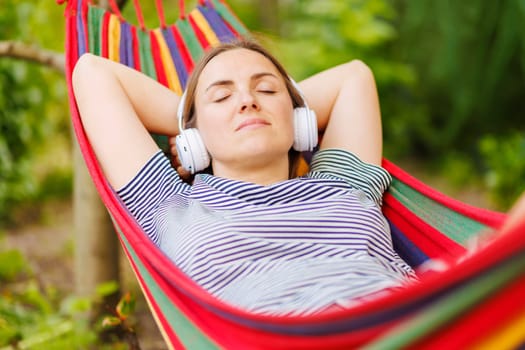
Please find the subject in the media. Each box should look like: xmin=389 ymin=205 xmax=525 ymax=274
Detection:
xmin=0 ymin=250 xmax=28 ymax=282
xmin=95 ymin=280 xmax=119 ymax=297
xmin=115 ymin=292 xmax=136 ymax=320
xmin=101 ymin=316 xmax=122 ymax=329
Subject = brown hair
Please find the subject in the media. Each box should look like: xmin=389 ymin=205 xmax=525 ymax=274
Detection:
xmin=180 ymin=38 xmax=304 ymax=178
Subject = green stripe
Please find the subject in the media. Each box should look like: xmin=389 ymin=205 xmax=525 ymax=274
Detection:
xmin=88 ymin=6 xmax=105 ymax=56
xmin=389 ymin=179 xmax=487 ymax=245
xmin=136 ymin=29 xmax=157 ymax=80
xmin=211 ymin=0 xmax=249 ymax=36
xmin=134 ymin=28 xmax=168 ymax=150
xmin=117 ymin=229 xmax=219 ymax=350
xmin=363 ymin=253 xmax=525 ymax=349
xmin=175 ymin=20 xmax=204 ymax=62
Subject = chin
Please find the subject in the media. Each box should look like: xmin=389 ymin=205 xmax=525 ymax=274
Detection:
xmin=245 ymin=137 xmax=290 ymax=156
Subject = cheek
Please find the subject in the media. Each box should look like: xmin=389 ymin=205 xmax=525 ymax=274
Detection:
xmin=280 ymin=106 xmax=295 ymax=138
xmin=195 ymin=109 xmax=229 ymax=151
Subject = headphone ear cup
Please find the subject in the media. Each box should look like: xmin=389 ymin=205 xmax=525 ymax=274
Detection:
xmin=175 ymin=128 xmax=210 ymax=174
xmin=293 ymin=107 xmax=318 ymax=152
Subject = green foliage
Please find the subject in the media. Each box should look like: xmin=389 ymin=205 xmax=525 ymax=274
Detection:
xmin=479 ymin=132 xmax=525 ymax=209
xmin=0 ymin=292 xmax=98 ymax=349
xmin=0 ymin=250 xmax=97 ymax=349
xmin=390 ymin=0 xmax=525 ymax=156
xmin=248 ymin=0 xmax=524 ymax=205
xmin=247 ymin=0 xmax=420 ymax=159
xmin=0 ymin=245 xmax=133 ymax=349
xmin=0 ymin=0 xmax=70 ymax=224
xmin=0 ymin=243 xmax=29 ymax=281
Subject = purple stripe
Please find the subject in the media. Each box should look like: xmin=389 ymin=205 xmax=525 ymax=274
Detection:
xmin=198 ymin=5 xmax=235 ymax=41
xmin=120 ymin=22 xmax=135 ymax=68
xmin=77 ymin=1 xmax=86 ymax=55
xmin=161 ymin=27 xmax=189 ymax=88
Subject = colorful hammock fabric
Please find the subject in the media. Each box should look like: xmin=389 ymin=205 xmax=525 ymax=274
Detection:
xmin=61 ymin=0 xmax=525 ymax=348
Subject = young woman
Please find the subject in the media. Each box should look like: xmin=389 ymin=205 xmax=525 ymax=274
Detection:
xmin=72 ymin=39 xmax=417 ymax=315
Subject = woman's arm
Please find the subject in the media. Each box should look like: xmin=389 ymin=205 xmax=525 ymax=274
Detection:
xmin=299 ymin=60 xmax=383 ymax=166
xmin=72 ymin=53 xmax=181 ymax=189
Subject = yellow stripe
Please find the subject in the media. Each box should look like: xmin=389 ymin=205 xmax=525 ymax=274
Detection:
xmin=472 ymin=312 xmax=525 ymax=350
xmin=189 ymin=8 xmax=220 ymax=46
xmin=153 ymin=29 xmax=183 ymax=95
xmin=123 ymin=254 xmax=176 ymax=350
xmin=108 ymin=14 xmax=120 ymax=62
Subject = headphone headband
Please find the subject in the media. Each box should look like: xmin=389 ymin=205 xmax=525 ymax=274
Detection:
xmin=177 ymin=90 xmax=187 ymax=132
xmin=288 ymin=76 xmax=308 ymax=108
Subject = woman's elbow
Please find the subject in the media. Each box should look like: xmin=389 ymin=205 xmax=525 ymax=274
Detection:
xmin=72 ymin=53 xmax=102 ymax=94
xmin=343 ymin=59 xmax=376 ymax=83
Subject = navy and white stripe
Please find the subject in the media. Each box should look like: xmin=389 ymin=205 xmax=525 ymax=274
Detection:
xmin=117 ymin=149 xmax=417 ymax=315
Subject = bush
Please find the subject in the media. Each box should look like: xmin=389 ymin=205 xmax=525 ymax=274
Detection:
xmin=479 ymin=132 xmax=525 ymax=209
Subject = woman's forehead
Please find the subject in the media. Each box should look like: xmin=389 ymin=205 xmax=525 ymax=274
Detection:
xmin=198 ymin=48 xmax=283 ymax=86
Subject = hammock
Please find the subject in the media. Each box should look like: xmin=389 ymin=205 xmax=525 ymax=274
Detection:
xmin=61 ymin=0 xmax=525 ymax=348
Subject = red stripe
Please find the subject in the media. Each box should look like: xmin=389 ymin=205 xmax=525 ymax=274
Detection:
xmin=108 ymin=0 xmax=124 ymax=22
xmin=132 ymin=0 xmax=146 ymax=30
xmin=170 ymin=25 xmax=194 ymax=72
xmin=384 ymin=195 xmax=466 ymax=260
xmin=383 ymin=159 xmax=506 ymax=228
xmin=100 ymin=11 xmax=111 ymax=58
xmin=411 ymin=274 xmax=525 ymax=349
xmin=149 ymin=31 xmax=169 ymax=88
xmin=155 ymin=0 xmax=166 ymax=28
xmin=141 ymin=253 xmax=397 ymax=350
xmin=179 ymin=0 xmax=186 ymax=19
xmin=223 ymin=19 xmax=240 ymax=37
xmin=130 ymin=26 xmax=141 ymax=71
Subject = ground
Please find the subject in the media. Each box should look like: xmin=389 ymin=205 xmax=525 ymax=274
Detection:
xmin=4 ymin=200 xmax=168 ymax=350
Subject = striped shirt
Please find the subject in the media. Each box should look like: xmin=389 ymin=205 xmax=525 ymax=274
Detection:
xmin=117 ymin=149 xmax=417 ymax=315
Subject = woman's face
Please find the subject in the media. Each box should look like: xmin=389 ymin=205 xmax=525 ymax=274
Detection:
xmin=193 ymin=48 xmax=295 ymax=172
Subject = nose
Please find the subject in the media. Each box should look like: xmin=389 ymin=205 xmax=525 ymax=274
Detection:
xmin=239 ymin=90 xmax=260 ymax=113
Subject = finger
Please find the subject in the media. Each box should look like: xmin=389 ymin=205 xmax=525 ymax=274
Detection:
xmin=168 ymin=136 xmax=177 ymax=146
xmin=177 ymin=166 xmax=191 ymax=180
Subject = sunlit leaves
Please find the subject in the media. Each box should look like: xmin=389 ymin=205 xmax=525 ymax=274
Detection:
xmin=0 ymin=0 xmax=70 ymax=223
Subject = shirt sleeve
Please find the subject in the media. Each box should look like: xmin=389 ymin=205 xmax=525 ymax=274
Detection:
xmin=308 ymin=148 xmax=392 ymax=206
xmin=116 ymin=150 xmax=190 ymax=244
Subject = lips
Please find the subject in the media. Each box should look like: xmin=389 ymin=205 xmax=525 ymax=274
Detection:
xmin=235 ymin=118 xmax=271 ymax=131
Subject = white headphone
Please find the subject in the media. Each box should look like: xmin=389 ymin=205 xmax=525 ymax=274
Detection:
xmin=175 ymin=78 xmax=318 ymax=174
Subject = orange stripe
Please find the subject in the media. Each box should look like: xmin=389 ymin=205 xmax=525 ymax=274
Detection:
xmin=107 ymin=14 xmax=120 ymax=62
xmin=472 ymin=312 xmax=525 ymax=350
xmin=189 ymin=8 xmax=220 ymax=46
xmin=152 ymin=29 xmax=183 ymax=94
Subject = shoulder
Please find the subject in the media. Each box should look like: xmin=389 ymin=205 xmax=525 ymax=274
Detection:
xmin=308 ymin=148 xmax=391 ymax=205
xmin=116 ymin=151 xmax=190 ymax=243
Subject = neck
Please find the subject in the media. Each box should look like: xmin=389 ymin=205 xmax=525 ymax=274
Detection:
xmin=211 ymin=155 xmax=290 ymax=185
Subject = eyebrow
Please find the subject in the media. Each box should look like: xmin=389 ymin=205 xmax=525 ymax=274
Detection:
xmin=204 ymin=72 xmax=279 ymax=92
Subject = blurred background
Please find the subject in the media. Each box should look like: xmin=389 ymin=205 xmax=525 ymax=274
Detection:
xmin=1 ymin=0 xmax=524 ymax=348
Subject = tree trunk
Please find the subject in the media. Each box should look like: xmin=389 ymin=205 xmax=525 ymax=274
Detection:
xmin=73 ymin=142 xmax=120 ymax=305
xmin=0 ymin=38 xmax=120 ymax=309
xmin=73 ymin=0 xmax=121 ymax=316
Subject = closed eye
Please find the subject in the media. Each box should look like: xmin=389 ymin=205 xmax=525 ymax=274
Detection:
xmin=213 ymin=94 xmax=231 ymax=103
